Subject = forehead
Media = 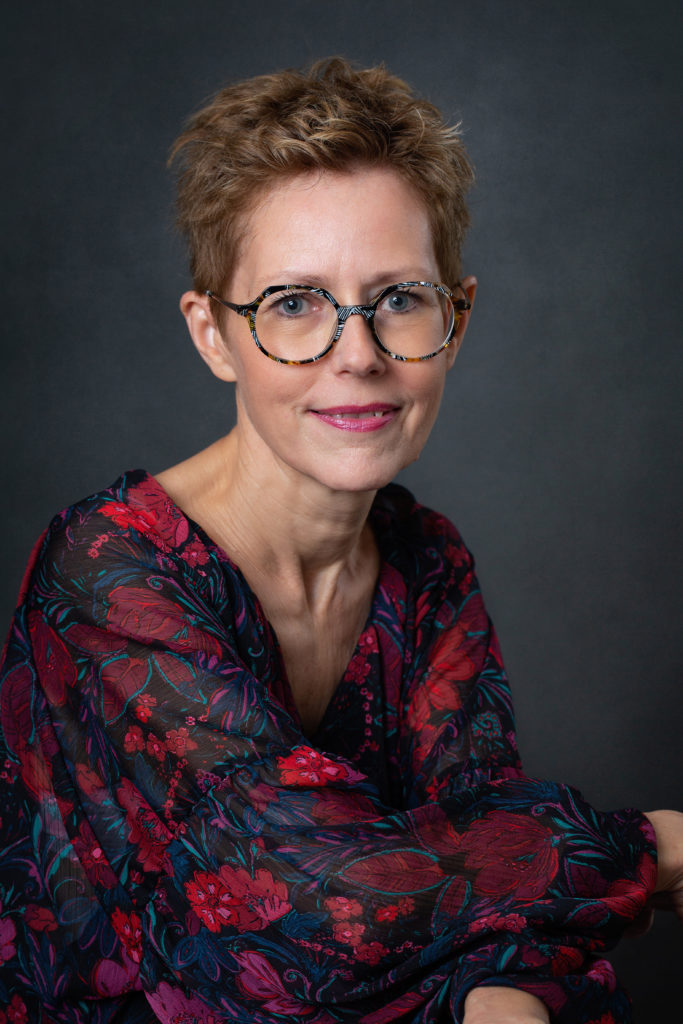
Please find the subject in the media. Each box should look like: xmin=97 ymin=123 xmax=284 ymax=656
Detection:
xmin=233 ymin=167 xmax=438 ymax=295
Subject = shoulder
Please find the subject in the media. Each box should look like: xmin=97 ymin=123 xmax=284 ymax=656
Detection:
xmin=6 ymin=471 xmax=261 ymax=669
xmin=372 ymin=483 xmax=474 ymax=581
xmin=36 ymin=469 xmax=208 ymax=565
xmin=21 ymin=470 xmax=235 ymax=620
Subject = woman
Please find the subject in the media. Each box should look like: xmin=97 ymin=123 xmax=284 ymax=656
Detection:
xmin=0 ymin=58 xmax=680 ymax=1024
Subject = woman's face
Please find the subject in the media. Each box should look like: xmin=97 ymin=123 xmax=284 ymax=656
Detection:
xmin=186 ymin=166 xmax=475 ymax=496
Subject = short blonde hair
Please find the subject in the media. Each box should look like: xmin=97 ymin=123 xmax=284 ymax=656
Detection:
xmin=170 ymin=57 xmax=474 ymax=295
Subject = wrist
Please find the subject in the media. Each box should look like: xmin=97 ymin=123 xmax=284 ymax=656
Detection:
xmin=464 ymin=985 xmax=550 ymax=1024
xmin=644 ymin=810 xmax=683 ymax=893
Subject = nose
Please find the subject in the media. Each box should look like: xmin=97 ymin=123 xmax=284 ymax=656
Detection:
xmin=329 ymin=308 xmax=385 ymax=375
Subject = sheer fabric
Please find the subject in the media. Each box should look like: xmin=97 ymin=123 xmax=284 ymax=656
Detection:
xmin=0 ymin=471 xmax=655 ymax=1023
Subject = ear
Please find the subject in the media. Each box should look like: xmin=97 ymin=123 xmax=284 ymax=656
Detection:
xmin=180 ymin=290 xmax=238 ymax=383
xmin=445 ymin=274 xmax=477 ymax=370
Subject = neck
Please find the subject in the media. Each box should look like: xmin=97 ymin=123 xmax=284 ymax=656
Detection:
xmin=162 ymin=427 xmax=378 ymax=609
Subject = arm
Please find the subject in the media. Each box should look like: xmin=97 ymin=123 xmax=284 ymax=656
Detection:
xmin=0 ymin=476 xmax=659 ymax=1022
xmin=645 ymin=810 xmax=683 ymax=919
xmin=464 ymin=987 xmax=550 ymax=1024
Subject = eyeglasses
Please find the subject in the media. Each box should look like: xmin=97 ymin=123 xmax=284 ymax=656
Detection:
xmin=205 ymin=281 xmax=471 ymax=365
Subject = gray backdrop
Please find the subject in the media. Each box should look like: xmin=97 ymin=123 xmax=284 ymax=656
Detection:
xmin=2 ymin=0 xmax=681 ymax=1017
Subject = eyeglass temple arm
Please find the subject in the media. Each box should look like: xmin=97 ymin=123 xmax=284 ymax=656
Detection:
xmin=205 ymin=290 xmax=254 ymax=317
xmin=452 ymin=281 xmax=472 ymax=312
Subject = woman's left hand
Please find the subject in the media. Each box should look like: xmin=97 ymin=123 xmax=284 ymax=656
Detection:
xmin=645 ymin=809 xmax=683 ymax=921
xmin=463 ymin=986 xmax=550 ymax=1023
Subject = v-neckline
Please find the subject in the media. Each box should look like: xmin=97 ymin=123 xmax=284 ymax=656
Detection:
xmin=142 ymin=470 xmax=391 ymax=741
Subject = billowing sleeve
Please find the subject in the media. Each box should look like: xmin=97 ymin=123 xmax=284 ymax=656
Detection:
xmin=373 ymin=491 xmax=658 ymax=1019
xmin=0 ymin=475 xmax=656 ymax=1024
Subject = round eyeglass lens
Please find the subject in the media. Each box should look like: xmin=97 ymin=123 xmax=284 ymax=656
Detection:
xmin=255 ymin=289 xmax=338 ymax=362
xmin=374 ymin=285 xmax=455 ymax=359
xmin=253 ymin=285 xmax=456 ymax=362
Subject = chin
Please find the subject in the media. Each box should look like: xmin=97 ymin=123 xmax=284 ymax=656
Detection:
xmin=309 ymin=456 xmax=411 ymax=496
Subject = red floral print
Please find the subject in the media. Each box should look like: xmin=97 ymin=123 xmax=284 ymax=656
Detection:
xmin=324 ymin=896 xmax=363 ymax=920
xmin=185 ymin=866 xmax=291 ymax=934
xmin=470 ymin=911 xmax=527 ymax=934
xmin=459 ymin=811 xmax=559 ymax=899
xmin=277 ymin=747 xmax=360 ymax=786
xmin=24 ymin=905 xmax=57 ymax=933
xmin=146 ymin=733 xmax=167 ymax=762
xmin=234 ymin=951 xmax=330 ymax=1018
xmin=100 ymin=502 xmax=160 ymax=537
xmin=72 ymin=822 xmax=118 ymax=889
xmin=0 ymin=912 xmax=16 ymax=965
xmin=185 ymin=871 xmax=246 ymax=933
xmin=123 ymin=724 xmax=145 ymax=753
xmin=332 ymin=921 xmax=366 ymax=946
xmin=165 ymin=726 xmax=197 ymax=757
xmin=117 ymin=778 xmax=172 ymax=873
xmin=5 ymin=995 xmax=27 ymax=1024
xmin=0 ymin=470 xmax=658 ymax=1022
xmin=111 ymin=908 xmax=143 ymax=964
xmin=375 ymin=905 xmax=399 ymax=922
xmin=356 ymin=941 xmax=389 ymax=965
xmin=27 ymin=612 xmax=75 ymax=706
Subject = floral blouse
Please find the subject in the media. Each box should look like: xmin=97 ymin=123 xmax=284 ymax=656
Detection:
xmin=0 ymin=470 xmax=656 ymax=1023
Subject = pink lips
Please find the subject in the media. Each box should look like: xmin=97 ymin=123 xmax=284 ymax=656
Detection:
xmin=310 ymin=403 xmax=399 ymax=432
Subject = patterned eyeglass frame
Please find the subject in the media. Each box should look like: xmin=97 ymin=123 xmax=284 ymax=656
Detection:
xmin=205 ymin=281 xmax=471 ymax=366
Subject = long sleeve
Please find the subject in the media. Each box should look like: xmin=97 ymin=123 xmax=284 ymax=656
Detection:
xmin=0 ymin=472 xmax=656 ymax=1023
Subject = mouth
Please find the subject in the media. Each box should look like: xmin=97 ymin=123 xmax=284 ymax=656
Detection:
xmin=310 ymin=404 xmax=399 ymax=433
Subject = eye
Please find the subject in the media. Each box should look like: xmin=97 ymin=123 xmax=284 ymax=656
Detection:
xmin=381 ymin=289 xmax=418 ymax=314
xmin=270 ymin=290 xmax=319 ymax=317
xmin=279 ymin=295 xmax=307 ymax=315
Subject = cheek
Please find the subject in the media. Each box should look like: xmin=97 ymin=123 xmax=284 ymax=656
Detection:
xmin=235 ymin=363 xmax=315 ymax=424
xmin=410 ymin=369 xmax=447 ymax=427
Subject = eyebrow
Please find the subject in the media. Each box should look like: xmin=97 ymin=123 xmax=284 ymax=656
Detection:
xmin=255 ymin=269 xmax=438 ymax=293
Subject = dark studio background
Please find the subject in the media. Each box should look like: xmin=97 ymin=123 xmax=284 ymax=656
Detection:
xmin=1 ymin=0 xmax=681 ymax=1017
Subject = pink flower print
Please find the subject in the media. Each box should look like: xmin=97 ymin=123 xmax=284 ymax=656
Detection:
xmin=180 ymin=537 xmax=210 ymax=568
xmin=585 ymin=958 xmax=619 ymax=992
xmin=0 ymin=914 xmax=16 ymax=964
xmin=135 ymin=694 xmax=157 ymax=722
xmin=356 ymin=941 xmax=388 ymax=965
xmin=123 ymin=724 xmax=145 ymax=754
xmin=6 ymin=995 xmax=28 ymax=1024
xmin=358 ymin=630 xmax=379 ymax=655
xmin=324 ymin=896 xmax=362 ymax=921
xmin=146 ymin=981 xmax=226 ymax=1024
xmin=332 ymin=921 xmax=365 ymax=946
xmin=346 ymin=653 xmax=371 ymax=684
xmin=165 ymin=727 xmax=197 ymax=757
xmin=145 ymin=733 xmax=167 ymax=762
xmin=277 ymin=747 xmax=362 ymax=786
xmin=234 ymin=951 xmax=321 ymax=1017
xmin=72 ymin=822 xmax=118 ymax=889
xmin=470 ymin=912 xmax=527 ymax=935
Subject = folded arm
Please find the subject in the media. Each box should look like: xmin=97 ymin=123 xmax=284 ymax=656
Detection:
xmin=0 ymin=480 xmax=660 ymax=1022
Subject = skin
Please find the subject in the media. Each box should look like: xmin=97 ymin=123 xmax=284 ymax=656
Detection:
xmin=160 ymin=167 xmax=476 ymax=736
xmin=157 ymin=166 xmax=683 ymax=1023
